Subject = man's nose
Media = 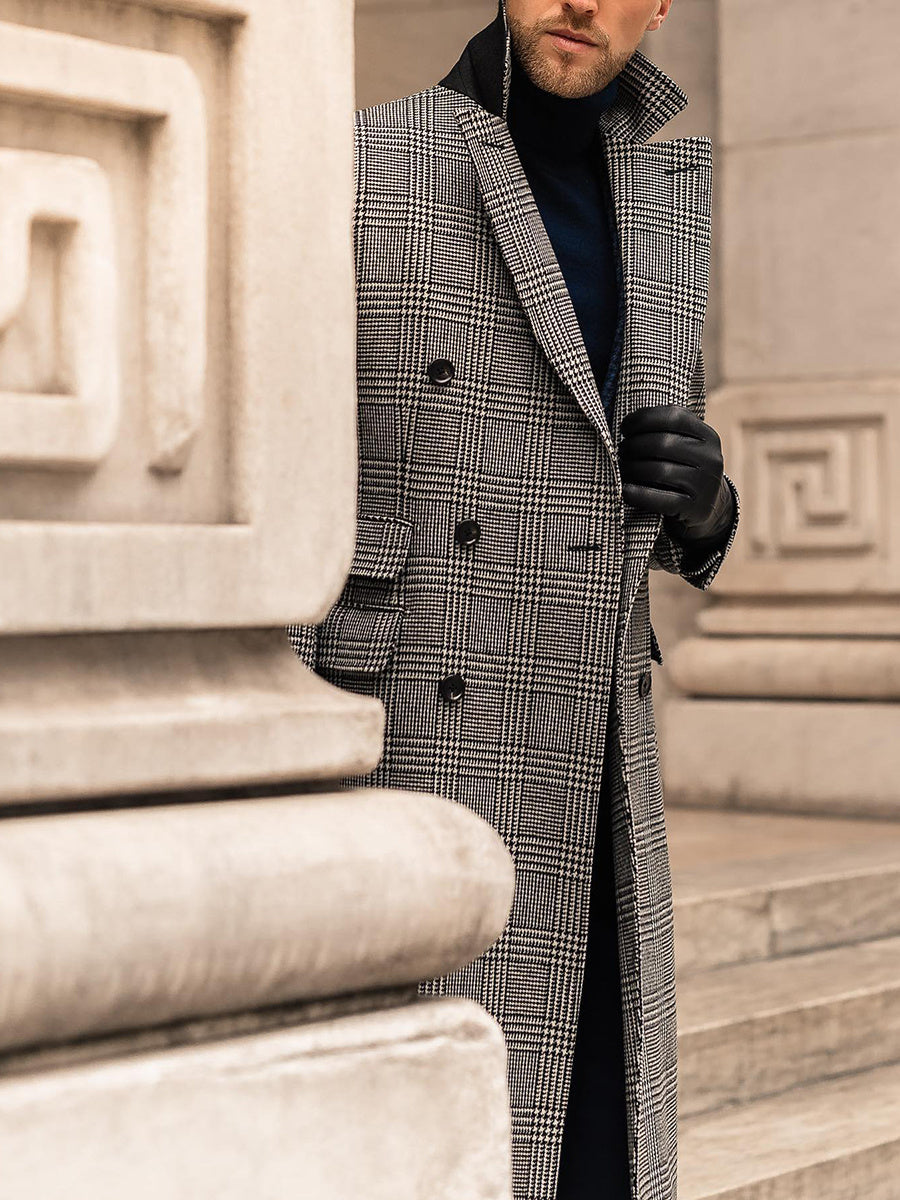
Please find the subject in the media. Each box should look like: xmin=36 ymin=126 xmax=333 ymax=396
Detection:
xmin=561 ymin=0 xmax=600 ymax=16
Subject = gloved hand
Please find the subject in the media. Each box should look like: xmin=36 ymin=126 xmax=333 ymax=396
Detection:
xmin=617 ymin=404 xmax=734 ymax=545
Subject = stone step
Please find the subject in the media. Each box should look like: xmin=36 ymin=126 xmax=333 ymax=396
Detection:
xmin=678 ymin=1059 xmax=900 ymax=1200
xmin=677 ymin=935 xmax=900 ymax=1116
xmin=668 ymin=807 xmax=900 ymax=974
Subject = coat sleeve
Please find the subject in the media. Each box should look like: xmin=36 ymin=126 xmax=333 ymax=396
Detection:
xmin=648 ymin=347 xmax=741 ymax=592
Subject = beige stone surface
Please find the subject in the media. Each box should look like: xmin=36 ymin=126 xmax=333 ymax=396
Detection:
xmin=698 ymin=600 xmax=900 ymax=637
xmin=0 ymin=149 xmax=120 ymax=467
xmin=678 ymin=1059 xmax=900 ymax=1200
xmin=0 ymin=0 xmax=359 ymax=631
xmin=718 ymin=0 xmax=900 ymax=145
xmin=671 ymin=809 xmax=900 ymax=1196
xmin=635 ymin=0 xmax=721 ymax=719
xmin=0 ymin=19 xmax=207 ymax=473
xmin=706 ymin=379 xmax=900 ymax=597
xmin=0 ymin=997 xmax=514 ymax=1200
xmin=668 ymin=805 xmax=900 ymax=871
xmin=0 ymin=788 xmax=515 ymax=1052
xmin=641 ymin=0 xmax=722 ymax=721
xmin=670 ymin=807 xmax=900 ymax=973
xmin=0 ymin=2 xmax=228 ymax=525
xmin=721 ymin=136 xmax=900 ymax=380
xmin=662 ymin=0 xmax=900 ymax=824
xmin=0 ymin=5 xmax=510 ymax=1197
xmin=356 ymin=2 xmax=494 ymax=109
xmin=644 ymin=0 xmax=716 ymax=142
xmin=662 ymin=699 xmax=900 ymax=817
xmin=678 ymin=935 xmax=900 ymax=1115
xmin=0 ymin=631 xmax=386 ymax=803
xmin=0 ymin=0 xmax=381 ymax=801
xmin=668 ymin=636 xmax=900 ymax=699
xmin=116 ymin=0 xmax=247 ymax=14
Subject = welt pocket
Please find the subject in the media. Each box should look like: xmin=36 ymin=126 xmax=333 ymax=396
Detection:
xmin=318 ymin=603 xmax=404 ymax=675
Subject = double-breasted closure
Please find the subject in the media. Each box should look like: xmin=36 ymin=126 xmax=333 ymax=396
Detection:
xmin=289 ymin=10 xmax=740 ymax=1199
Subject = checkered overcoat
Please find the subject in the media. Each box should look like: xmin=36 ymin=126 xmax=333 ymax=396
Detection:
xmin=288 ymin=7 xmax=740 ymax=1199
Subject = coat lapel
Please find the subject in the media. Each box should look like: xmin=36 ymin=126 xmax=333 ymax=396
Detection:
xmin=454 ymin=102 xmax=621 ymax=481
xmin=603 ymin=134 xmax=713 ymax=428
xmin=454 ymin=103 xmax=713 ymax=564
xmin=604 ymin=131 xmax=714 ymax=578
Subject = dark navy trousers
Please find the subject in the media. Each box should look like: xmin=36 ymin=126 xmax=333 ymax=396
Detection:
xmin=555 ymin=758 xmax=632 ymax=1200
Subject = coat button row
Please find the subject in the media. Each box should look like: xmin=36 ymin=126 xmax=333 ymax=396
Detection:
xmin=442 ymin=518 xmax=477 ymax=702
xmin=428 ymin=358 xmax=455 ymax=386
xmin=439 ymin=674 xmax=466 ymax=702
xmin=455 ymin=518 xmax=480 ymax=548
xmin=638 ymin=671 xmax=652 ymax=699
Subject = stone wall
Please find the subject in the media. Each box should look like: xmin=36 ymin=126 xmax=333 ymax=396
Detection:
xmin=0 ymin=3 xmax=516 ymax=1195
xmin=356 ymin=0 xmax=497 ymax=109
xmin=662 ymin=0 xmax=900 ymax=817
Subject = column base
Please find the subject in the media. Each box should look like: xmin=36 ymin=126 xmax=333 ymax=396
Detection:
xmin=662 ymin=698 xmax=900 ymax=819
xmin=0 ymin=629 xmax=384 ymax=806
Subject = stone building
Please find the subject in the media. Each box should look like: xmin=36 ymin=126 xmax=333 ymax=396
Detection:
xmin=0 ymin=1 xmax=897 ymax=1198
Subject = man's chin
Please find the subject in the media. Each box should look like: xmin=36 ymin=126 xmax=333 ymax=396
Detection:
xmin=520 ymin=47 xmax=605 ymax=98
xmin=534 ymin=65 xmax=604 ymax=99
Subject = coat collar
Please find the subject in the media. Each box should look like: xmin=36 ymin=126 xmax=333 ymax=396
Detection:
xmin=438 ymin=0 xmax=689 ymax=143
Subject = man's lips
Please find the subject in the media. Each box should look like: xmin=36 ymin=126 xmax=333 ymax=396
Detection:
xmin=545 ymin=27 xmax=598 ymax=46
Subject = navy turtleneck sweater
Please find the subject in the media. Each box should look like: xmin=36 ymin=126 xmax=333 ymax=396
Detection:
xmin=506 ymin=50 xmax=623 ymax=428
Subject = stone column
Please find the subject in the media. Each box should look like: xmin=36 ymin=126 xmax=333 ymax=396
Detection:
xmin=0 ymin=3 xmax=515 ymax=1195
xmin=662 ymin=0 xmax=900 ymax=818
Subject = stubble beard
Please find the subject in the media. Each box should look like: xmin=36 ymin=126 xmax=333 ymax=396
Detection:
xmin=507 ymin=14 xmax=632 ymax=99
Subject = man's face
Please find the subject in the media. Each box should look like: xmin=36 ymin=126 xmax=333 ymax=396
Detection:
xmin=505 ymin=0 xmax=673 ymax=99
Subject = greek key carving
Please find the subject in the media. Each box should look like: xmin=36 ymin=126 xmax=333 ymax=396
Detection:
xmin=0 ymin=21 xmax=207 ymax=473
xmin=0 ymin=150 xmax=120 ymax=468
xmin=748 ymin=420 xmax=882 ymax=556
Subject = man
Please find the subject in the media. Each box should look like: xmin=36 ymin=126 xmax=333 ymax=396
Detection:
xmin=288 ymin=2 xmax=739 ymax=1198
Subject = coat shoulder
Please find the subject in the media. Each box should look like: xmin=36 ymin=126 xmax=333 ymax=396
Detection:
xmin=353 ymin=87 xmax=477 ymax=203
xmin=355 ymin=84 xmax=472 ymax=141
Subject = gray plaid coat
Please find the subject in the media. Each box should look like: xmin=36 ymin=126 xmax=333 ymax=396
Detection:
xmin=289 ymin=6 xmax=740 ymax=1199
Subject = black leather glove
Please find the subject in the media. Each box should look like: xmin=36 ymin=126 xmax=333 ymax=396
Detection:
xmin=618 ymin=404 xmax=734 ymax=547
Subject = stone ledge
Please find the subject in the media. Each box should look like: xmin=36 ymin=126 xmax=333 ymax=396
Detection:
xmin=0 ymin=997 xmax=514 ymax=1200
xmin=0 ymin=789 xmax=515 ymax=1054
xmin=0 ymin=630 xmax=384 ymax=804
xmin=662 ymin=699 xmax=900 ymax=818
xmin=678 ymin=934 xmax=900 ymax=1115
xmin=679 ymin=1059 xmax=900 ymax=1200
xmin=670 ymin=807 xmax=900 ymax=972
xmin=669 ymin=636 xmax=900 ymax=700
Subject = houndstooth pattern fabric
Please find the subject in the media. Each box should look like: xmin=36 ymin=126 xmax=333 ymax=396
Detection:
xmin=287 ymin=45 xmax=739 ymax=1200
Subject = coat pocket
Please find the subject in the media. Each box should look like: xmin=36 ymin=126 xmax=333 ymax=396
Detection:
xmin=348 ymin=515 xmax=413 ymax=581
xmin=319 ymin=514 xmax=413 ymax=675
xmin=318 ymin=603 xmax=404 ymax=675
xmin=304 ymin=515 xmax=412 ymax=676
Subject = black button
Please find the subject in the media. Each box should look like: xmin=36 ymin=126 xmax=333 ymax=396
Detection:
xmin=427 ymin=358 xmax=455 ymax=386
xmin=638 ymin=671 xmax=652 ymax=699
xmin=439 ymin=674 xmax=465 ymax=702
xmin=455 ymin=518 xmax=480 ymax=548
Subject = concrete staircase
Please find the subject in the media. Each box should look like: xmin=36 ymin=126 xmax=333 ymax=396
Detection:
xmin=668 ymin=807 xmax=900 ymax=1200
